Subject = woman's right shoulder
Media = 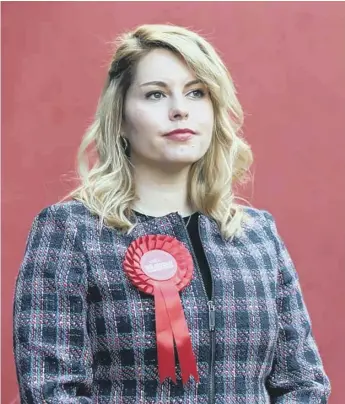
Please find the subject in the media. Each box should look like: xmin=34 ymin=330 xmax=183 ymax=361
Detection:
xmin=32 ymin=199 xmax=96 ymax=228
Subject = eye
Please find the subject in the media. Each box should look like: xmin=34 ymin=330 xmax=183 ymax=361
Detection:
xmin=189 ymin=89 xmax=206 ymax=98
xmin=145 ymin=88 xmax=206 ymax=100
xmin=145 ymin=91 xmax=165 ymax=100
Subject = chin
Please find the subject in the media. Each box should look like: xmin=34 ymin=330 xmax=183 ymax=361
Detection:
xmin=160 ymin=157 xmax=202 ymax=170
xmin=163 ymin=150 xmax=205 ymax=163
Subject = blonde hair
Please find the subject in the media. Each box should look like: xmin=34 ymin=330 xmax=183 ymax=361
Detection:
xmin=64 ymin=23 xmax=254 ymax=240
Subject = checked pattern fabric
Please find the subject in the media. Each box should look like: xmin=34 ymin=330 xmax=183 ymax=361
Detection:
xmin=13 ymin=200 xmax=331 ymax=403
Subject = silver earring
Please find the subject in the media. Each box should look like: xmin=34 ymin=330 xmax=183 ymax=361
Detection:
xmin=122 ymin=137 xmax=129 ymax=151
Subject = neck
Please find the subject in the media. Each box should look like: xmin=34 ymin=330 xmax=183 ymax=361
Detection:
xmin=132 ymin=162 xmax=194 ymax=217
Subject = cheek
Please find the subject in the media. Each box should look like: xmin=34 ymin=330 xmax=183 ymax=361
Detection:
xmin=199 ymin=105 xmax=214 ymax=136
xmin=195 ymin=100 xmax=214 ymax=123
xmin=200 ymin=109 xmax=214 ymax=151
xmin=126 ymin=104 xmax=162 ymax=135
xmin=124 ymin=106 xmax=164 ymax=156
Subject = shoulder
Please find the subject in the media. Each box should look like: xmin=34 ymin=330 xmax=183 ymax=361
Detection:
xmin=32 ymin=199 xmax=96 ymax=231
xmin=240 ymin=205 xmax=281 ymax=243
xmin=241 ymin=205 xmax=276 ymax=228
xmin=36 ymin=199 xmax=92 ymax=218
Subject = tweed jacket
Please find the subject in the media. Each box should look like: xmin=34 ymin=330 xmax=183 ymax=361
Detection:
xmin=13 ymin=200 xmax=331 ymax=403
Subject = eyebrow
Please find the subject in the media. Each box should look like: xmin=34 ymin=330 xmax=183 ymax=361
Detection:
xmin=139 ymin=79 xmax=203 ymax=88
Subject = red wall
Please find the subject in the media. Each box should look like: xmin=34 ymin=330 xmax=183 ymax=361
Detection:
xmin=2 ymin=2 xmax=345 ymax=403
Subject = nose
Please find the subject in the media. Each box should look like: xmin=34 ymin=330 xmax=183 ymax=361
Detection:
xmin=169 ymin=98 xmax=189 ymax=121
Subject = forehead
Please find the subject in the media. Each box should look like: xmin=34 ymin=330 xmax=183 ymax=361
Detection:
xmin=132 ymin=48 xmax=196 ymax=85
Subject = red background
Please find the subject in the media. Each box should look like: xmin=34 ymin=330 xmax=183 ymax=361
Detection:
xmin=2 ymin=2 xmax=345 ymax=403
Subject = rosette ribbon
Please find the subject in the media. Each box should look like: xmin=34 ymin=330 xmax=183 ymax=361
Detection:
xmin=123 ymin=234 xmax=199 ymax=384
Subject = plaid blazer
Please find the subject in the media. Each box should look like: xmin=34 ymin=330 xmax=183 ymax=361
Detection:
xmin=13 ymin=200 xmax=331 ymax=403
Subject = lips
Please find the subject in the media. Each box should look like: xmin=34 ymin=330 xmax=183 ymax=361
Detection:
xmin=164 ymin=128 xmax=196 ymax=136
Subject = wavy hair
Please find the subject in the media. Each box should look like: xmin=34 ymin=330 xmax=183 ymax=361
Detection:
xmin=64 ymin=23 xmax=254 ymax=240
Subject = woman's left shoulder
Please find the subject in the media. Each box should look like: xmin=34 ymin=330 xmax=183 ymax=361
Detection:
xmin=241 ymin=205 xmax=277 ymax=231
xmin=240 ymin=206 xmax=292 ymax=262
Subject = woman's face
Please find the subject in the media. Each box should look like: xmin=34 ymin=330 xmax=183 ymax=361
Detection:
xmin=123 ymin=48 xmax=214 ymax=169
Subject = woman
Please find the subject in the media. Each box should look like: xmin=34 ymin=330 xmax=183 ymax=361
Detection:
xmin=13 ymin=24 xmax=330 ymax=403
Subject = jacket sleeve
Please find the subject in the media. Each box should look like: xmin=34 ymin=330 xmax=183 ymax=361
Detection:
xmin=13 ymin=206 xmax=93 ymax=403
xmin=262 ymin=211 xmax=331 ymax=403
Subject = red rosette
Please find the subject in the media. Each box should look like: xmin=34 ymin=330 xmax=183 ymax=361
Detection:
xmin=123 ymin=234 xmax=199 ymax=385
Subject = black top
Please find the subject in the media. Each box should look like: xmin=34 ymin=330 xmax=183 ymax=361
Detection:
xmin=183 ymin=212 xmax=212 ymax=300
xmin=135 ymin=211 xmax=212 ymax=300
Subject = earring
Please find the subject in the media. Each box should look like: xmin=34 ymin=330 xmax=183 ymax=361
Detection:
xmin=121 ymin=136 xmax=129 ymax=151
